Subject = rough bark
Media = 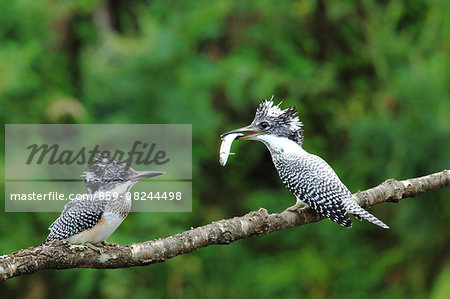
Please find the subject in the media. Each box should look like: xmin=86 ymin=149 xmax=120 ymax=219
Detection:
xmin=1 ymin=170 xmax=449 ymax=282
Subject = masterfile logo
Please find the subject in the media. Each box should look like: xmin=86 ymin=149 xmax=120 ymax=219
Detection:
xmin=25 ymin=141 xmax=170 ymax=166
xmin=5 ymin=124 xmax=192 ymax=213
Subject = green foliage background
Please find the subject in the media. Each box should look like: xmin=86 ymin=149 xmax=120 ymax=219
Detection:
xmin=1 ymin=0 xmax=449 ymax=298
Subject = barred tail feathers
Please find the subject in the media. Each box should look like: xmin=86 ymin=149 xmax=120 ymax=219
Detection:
xmin=345 ymin=200 xmax=389 ymax=229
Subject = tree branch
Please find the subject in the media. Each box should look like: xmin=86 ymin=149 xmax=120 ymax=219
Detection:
xmin=1 ymin=170 xmax=449 ymax=282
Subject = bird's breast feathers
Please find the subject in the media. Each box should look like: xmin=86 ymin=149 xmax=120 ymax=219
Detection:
xmin=67 ymin=211 xmax=124 ymax=244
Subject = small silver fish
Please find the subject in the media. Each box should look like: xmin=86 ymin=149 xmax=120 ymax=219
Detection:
xmin=219 ymin=133 xmax=242 ymax=166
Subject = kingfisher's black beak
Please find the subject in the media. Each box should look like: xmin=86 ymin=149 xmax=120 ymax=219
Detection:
xmin=132 ymin=171 xmax=165 ymax=181
xmin=221 ymin=125 xmax=262 ymax=140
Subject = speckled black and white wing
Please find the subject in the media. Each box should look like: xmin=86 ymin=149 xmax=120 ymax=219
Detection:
xmin=273 ymin=152 xmax=354 ymax=227
xmin=43 ymin=198 xmax=108 ymax=244
xmin=273 ymin=151 xmax=389 ymax=228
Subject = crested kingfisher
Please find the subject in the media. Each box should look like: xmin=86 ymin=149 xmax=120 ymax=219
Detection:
xmin=222 ymin=98 xmax=389 ymax=229
xmin=43 ymin=154 xmax=165 ymax=245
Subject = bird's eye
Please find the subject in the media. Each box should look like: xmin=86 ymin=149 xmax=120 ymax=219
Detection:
xmin=259 ymin=121 xmax=270 ymax=130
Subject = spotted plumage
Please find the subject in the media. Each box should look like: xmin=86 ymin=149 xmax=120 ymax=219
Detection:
xmin=222 ymin=98 xmax=389 ymax=229
xmin=43 ymin=154 xmax=164 ymax=245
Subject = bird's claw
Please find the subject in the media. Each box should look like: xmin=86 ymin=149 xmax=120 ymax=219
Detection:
xmin=68 ymin=244 xmax=88 ymax=251
xmin=101 ymin=241 xmax=119 ymax=247
xmin=285 ymin=203 xmax=308 ymax=212
xmin=86 ymin=243 xmax=104 ymax=253
xmin=69 ymin=243 xmax=103 ymax=253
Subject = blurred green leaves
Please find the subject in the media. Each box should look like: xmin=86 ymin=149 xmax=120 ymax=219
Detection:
xmin=1 ymin=0 xmax=449 ymax=298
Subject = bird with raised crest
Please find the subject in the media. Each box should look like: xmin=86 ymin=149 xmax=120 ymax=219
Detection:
xmin=222 ymin=98 xmax=389 ymax=229
xmin=43 ymin=154 xmax=165 ymax=245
